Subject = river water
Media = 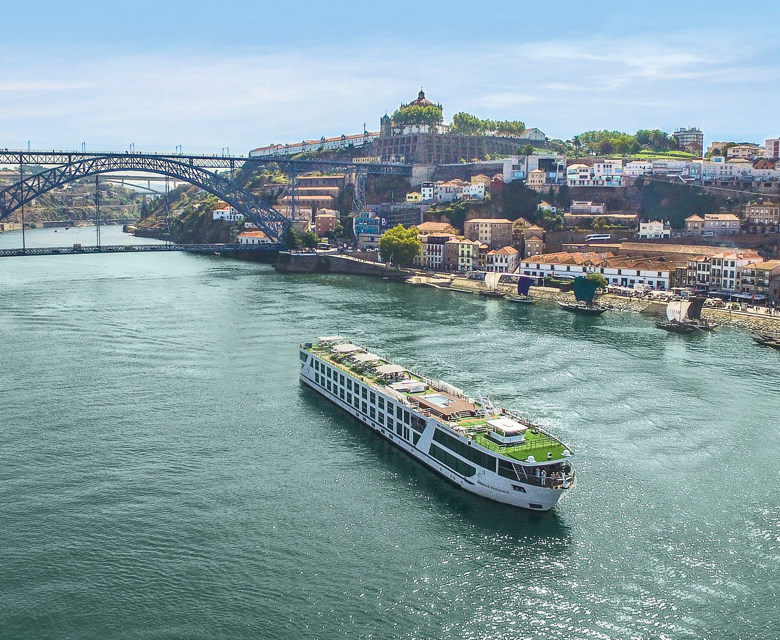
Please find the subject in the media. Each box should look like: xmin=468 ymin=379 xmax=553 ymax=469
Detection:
xmin=1 ymin=227 xmax=778 ymax=639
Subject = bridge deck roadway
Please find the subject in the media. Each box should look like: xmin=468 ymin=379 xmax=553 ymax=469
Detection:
xmin=0 ymin=243 xmax=281 ymax=258
xmin=0 ymin=150 xmax=412 ymax=174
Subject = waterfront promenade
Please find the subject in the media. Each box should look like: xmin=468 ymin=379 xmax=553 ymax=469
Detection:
xmin=409 ymin=273 xmax=780 ymax=333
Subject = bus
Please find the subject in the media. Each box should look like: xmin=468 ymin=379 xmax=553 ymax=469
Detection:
xmin=585 ymin=233 xmax=611 ymax=242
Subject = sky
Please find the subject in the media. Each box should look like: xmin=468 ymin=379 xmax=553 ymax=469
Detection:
xmin=1 ymin=0 xmax=778 ymax=155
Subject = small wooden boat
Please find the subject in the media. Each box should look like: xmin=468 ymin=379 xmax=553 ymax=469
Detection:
xmin=480 ymin=272 xmax=503 ymax=297
xmin=657 ymin=297 xmax=717 ymax=333
xmin=558 ymin=277 xmax=606 ymax=315
xmin=504 ymin=275 xmax=536 ymax=304
xmin=751 ymin=332 xmax=780 ymax=350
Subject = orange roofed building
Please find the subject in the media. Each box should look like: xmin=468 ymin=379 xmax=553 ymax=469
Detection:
xmin=486 ymin=246 xmax=519 ymax=273
xmin=685 ymin=213 xmax=741 ymax=235
xmin=415 ymin=221 xmax=458 ymax=235
xmin=518 ymin=251 xmax=678 ymax=290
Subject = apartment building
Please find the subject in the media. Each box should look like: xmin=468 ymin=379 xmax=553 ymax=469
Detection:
xmin=485 ymin=246 xmax=519 ymax=273
xmin=415 ymin=233 xmax=454 ymax=270
xmin=464 ymin=218 xmax=513 ymax=249
xmin=685 ymin=213 xmax=741 ymax=235
xmin=517 ymin=252 xmax=676 ymax=290
xmin=566 ymin=160 xmax=623 ymax=187
xmin=443 ymin=238 xmax=480 ymax=272
xmin=745 ymin=201 xmax=780 ymax=228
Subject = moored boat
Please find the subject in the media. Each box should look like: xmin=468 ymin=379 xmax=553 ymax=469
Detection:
xmin=300 ymin=337 xmax=575 ymax=510
xmin=657 ymin=297 xmax=716 ymax=333
xmin=504 ymin=275 xmax=536 ymax=304
xmin=751 ymin=332 xmax=780 ymax=350
xmin=557 ymin=277 xmax=606 ymax=315
xmin=479 ymin=271 xmax=504 ymax=297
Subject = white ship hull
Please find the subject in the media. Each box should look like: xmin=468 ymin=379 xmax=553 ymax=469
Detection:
xmin=300 ymin=349 xmax=572 ymax=511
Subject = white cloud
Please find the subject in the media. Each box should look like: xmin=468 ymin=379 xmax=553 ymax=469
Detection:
xmin=0 ymin=35 xmax=776 ymax=152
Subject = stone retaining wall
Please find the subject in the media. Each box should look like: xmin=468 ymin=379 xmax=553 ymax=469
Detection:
xmin=275 ymin=252 xmax=410 ymax=280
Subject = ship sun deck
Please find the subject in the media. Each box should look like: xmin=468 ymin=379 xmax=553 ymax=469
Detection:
xmin=304 ymin=339 xmax=570 ymax=464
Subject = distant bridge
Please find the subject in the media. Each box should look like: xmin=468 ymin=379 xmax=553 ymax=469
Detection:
xmin=0 ymin=242 xmax=280 ymax=258
xmin=0 ymin=150 xmax=413 ymax=176
xmin=0 ymin=153 xmax=291 ymax=243
xmin=0 ymin=150 xmax=413 ymax=246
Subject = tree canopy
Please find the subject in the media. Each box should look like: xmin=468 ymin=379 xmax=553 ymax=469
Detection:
xmin=284 ymin=227 xmax=301 ymax=249
xmin=635 ymin=180 xmax=719 ymax=229
xmin=586 ymin=272 xmax=608 ymax=289
xmin=378 ymin=225 xmax=421 ymax=267
xmin=301 ymin=230 xmax=319 ymax=249
xmin=573 ymin=129 xmax=679 ymax=156
xmin=450 ymin=112 xmax=525 ymax=137
xmin=390 ymin=104 xmax=443 ymax=126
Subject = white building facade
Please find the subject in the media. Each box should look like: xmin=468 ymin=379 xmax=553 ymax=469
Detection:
xmin=486 ymin=246 xmax=519 ymax=273
xmin=623 ymin=161 xmax=653 ymax=177
xmin=213 ymin=206 xmax=244 ymax=222
xmin=566 ymin=160 xmax=623 ymax=187
xmin=638 ymin=220 xmax=670 ymax=239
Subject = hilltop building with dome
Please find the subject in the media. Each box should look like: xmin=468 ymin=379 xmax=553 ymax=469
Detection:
xmin=374 ymin=89 xmax=526 ymax=165
xmin=250 ymin=89 xmax=544 ymax=166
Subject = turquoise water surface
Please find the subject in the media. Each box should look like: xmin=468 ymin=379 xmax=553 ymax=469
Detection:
xmin=1 ymin=228 xmax=778 ymax=639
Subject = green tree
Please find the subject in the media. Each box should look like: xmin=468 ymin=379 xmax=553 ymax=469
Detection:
xmin=390 ymin=104 xmax=443 ymax=126
xmin=636 ymin=180 xmax=719 ymax=228
xmin=497 ymin=180 xmax=542 ymax=221
xmin=586 ymin=272 xmax=608 ymax=289
xmin=572 ymin=135 xmax=581 ymax=157
xmin=332 ymin=183 xmax=356 ymax=215
xmin=378 ymin=225 xmax=421 ymax=266
xmin=547 ymin=139 xmax=570 ymax=155
xmin=598 ymin=139 xmax=615 ymax=155
xmin=450 ymin=112 xmax=484 ymax=135
xmin=301 ymin=230 xmax=319 ymax=249
xmin=446 ymin=201 xmax=469 ymax=232
xmin=450 ymin=112 xmax=525 ymax=137
xmin=521 ymin=144 xmax=535 ymax=156
xmin=339 ymin=216 xmax=354 ymax=239
xmin=284 ymin=227 xmax=301 ymax=249
xmin=555 ymin=184 xmax=571 ymax=210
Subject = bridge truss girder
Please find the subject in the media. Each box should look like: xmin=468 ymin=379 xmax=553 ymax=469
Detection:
xmin=0 ymin=155 xmax=291 ymax=243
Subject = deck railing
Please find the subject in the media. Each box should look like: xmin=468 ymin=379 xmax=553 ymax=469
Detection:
xmin=473 ymin=433 xmax=562 ymax=457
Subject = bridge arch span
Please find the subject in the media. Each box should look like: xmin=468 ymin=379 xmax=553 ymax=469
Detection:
xmin=0 ymin=155 xmax=290 ymax=244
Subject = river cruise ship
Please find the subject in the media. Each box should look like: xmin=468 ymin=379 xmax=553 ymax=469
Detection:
xmin=300 ymin=337 xmax=575 ymax=510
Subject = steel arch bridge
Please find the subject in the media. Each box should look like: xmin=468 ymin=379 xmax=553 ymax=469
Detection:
xmin=0 ymin=154 xmax=291 ymax=244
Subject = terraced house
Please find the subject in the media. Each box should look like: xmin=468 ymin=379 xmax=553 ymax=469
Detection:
xmin=486 ymin=246 xmax=519 ymax=273
xmin=745 ymin=201 xmax=780 ymax=230
xmin=685 ymin=213 xmax=741 ymax=235
xmin=464 ymin=218 xmax=513 ymax=249
xmin=518 ymin=252 xmax=678 ymax=290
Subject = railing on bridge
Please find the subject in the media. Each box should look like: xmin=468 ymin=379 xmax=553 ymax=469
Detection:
xmin=0 ymin=150 xmax=413 ymax=175
xmin=0 ymin=243 xmax=283 ymax=258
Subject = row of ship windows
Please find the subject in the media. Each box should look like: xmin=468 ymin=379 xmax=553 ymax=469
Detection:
xmin=432 ymin=428 xmax=533 ymax=483
xmin=312 ymin=367 xmax=420 ymax=445
xmin=311 ymin=356 xmax=536 ymax=485
xmin=313 ymin=369 xmax=412 ymax=423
